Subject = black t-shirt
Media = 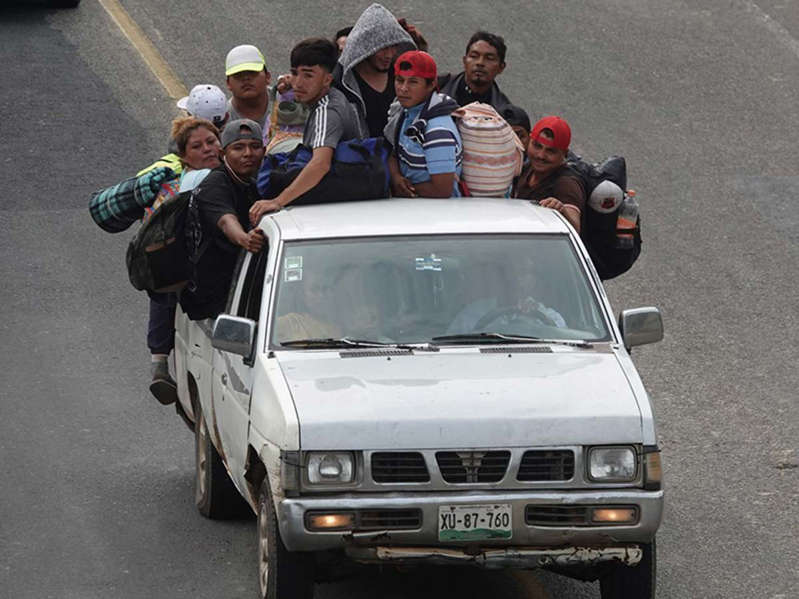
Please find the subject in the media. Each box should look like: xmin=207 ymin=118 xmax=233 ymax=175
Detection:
xmin=454 ymin=76 xmax=492 ymax=106
xmin=354 ymin=69 xmax=395 ymax=138
xmin=180 ymin=164 xmax=259 ymax=320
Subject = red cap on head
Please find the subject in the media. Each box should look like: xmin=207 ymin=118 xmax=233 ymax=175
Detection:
xmin=531 ymin=116 xmax=571 ymax=151
xmin=394 ymin=50 xmax=437 ymax=80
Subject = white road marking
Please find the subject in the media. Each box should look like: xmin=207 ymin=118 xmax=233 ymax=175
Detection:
xmin=743 ymin=1 xmax=799 ymax=61
xmin=96 ymin=0 xmax=187 ymax=99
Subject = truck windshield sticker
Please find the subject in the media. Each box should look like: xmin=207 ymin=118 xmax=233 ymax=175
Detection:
xmin=284 ymin=268 xmax=302 ymax=282
xmin=415 ymin=253 xmax=442 ymax=272
xmin=284 ymin=256 xmax=303 ymax=281
xmin=285 ymin=256 xmax=303 ymax=269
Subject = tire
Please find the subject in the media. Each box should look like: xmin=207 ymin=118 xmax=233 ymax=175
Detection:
xmin=600 ymin=539 xmax=656 ymax=599
xmin=194 ymin=406 xmax=249 ymax=519
xmin=257 ymin=477 xmax=315 ymax=599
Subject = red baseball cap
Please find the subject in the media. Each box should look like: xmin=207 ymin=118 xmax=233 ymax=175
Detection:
xmin=531 ymin=116 xmax=571 ymax=151
xmin=394 ymin=50 xmax=437 ymax=80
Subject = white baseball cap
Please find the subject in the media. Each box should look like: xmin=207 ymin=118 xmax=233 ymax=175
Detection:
xmin=176 ymin=84 xmax=227 ymax=124
xmin=589 ymin=180 xmax=624 ymax=213
xmin=225 ymin=44 xmax=266 ymax=76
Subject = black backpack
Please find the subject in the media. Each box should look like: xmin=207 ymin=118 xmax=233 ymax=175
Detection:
xmin=565 ymin=153 xmax=642 ymax=280
xmin=125 ymin=187 xmax=209 ymax=293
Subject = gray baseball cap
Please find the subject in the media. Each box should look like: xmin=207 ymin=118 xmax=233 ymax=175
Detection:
xmin=221 ymin=119 xmax=263 ymax=148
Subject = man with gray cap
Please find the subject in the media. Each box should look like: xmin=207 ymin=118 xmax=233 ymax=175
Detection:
xmin=179 ymin=119 xmax=266 ymax=320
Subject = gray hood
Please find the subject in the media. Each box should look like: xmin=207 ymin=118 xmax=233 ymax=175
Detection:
xmin=277 ymin=351 xmax=644 ymax=450
xmin=338 ymin=3 xmax=415 ymax=113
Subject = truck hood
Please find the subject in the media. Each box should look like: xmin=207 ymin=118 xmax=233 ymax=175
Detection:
xmin=276 ymin=350 xmax=642 ymax=450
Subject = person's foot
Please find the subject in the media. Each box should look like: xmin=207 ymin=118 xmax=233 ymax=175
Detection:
xmin=150 ymin=360 xmax=178 ymax=405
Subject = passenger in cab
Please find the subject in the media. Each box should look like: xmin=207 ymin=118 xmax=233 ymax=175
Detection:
xmin=384 ymin=51 xmax=462 ymax=198
xmin=148 ymin=117 xmax=222 ymax=405
xmin=179 ymin=120 xmax=266 ymax=321
xmin=249 ymin=38 xmax=366 ymax=219
xmin=438 ymin=31 xmax=513 ymax=111
xmin=224 ymin=45 xmax=272 ymax=144
xmin=333 ymin=3 xmax=415 ymax=137
xmin=513 ymin=116 xmax=584 ymax=233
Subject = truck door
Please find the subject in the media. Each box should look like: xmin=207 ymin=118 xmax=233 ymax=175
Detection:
xmin=211 ymin=246 xmax=269 ymax=487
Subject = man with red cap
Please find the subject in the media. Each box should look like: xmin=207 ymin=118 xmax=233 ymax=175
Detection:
xmin=513 ymin=115 xmax=585 ymax=232
xmin=384 ymin=50 xmax=462 ymax=198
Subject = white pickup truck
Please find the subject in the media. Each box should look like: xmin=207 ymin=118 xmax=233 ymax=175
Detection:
xmin=173 ymin=197 xmax=664 ymax=599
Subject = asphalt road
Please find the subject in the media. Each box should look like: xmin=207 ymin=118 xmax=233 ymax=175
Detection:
xmin=1 ymin=1 xmax=798 ymax=598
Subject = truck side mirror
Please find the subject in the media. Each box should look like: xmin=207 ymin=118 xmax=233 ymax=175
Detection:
xmin=212 ymin=314 xmax=257 ymax=361
xmin=618 ymin=307 xmax=663 ymax=350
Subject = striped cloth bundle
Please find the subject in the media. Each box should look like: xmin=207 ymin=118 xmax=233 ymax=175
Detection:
xmin=88 ymin=166 xmax=176 ymax=233
xmin=454 ymin=102 xmax=525 ymax=197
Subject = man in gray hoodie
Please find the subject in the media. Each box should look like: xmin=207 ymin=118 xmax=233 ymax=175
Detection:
xmin=333 ymin=3 xmax=416 ymax=137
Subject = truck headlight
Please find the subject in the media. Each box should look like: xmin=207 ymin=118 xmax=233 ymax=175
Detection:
xmin=588 ymin=446 xmax=637 ymax=482
xmin=306 ymin=452 xmax=356 ymax=484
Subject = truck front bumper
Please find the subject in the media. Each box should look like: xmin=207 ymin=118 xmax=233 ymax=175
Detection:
xmin=277 ymin=488 xmax=663 ymax=559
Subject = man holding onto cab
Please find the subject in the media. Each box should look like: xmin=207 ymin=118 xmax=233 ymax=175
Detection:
xmin=180 ymin=120 xmax=266 ymax=321
xmin=513 ymin=116 xmax=584 ymax=233
xmin=249 ymin=38 xmax=366 ymax=220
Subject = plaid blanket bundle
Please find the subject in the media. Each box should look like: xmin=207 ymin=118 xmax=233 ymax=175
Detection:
xmin=89 ymin=166 xmax=176 ymax=233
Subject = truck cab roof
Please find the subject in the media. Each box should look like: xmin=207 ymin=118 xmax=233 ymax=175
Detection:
xmin=265 ymin=197 xmax=571 ymax=240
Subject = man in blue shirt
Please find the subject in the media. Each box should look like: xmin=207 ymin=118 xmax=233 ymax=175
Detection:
xmin=384 ymin=51 xmax=462 ymax=198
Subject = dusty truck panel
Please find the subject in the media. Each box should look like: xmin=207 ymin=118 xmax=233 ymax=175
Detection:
xmin=277 ymin=351 xmax=643 ymax=450
xmin=174 ymin=198 xmax=664 ymax=599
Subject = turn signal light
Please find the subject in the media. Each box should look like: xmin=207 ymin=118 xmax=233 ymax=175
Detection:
xmin=307 ymin=513 xmax=355 ymax=531
xmin=591 ymin=507 xmax=637 ymax=524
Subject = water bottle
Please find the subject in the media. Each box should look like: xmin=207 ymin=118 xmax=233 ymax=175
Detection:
xmin=616 ymin=191 xmax=639 ymax=249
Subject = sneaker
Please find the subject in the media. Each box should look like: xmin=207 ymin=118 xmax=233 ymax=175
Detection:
xmin=150 ymin=360 xmax=178 ymax=405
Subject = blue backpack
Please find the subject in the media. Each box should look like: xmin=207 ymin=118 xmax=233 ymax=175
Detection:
xmin=256 ymin=137 xmax=390 ymax=204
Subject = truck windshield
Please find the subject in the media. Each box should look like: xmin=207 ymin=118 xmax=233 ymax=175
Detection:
xmin=271 ymin=234 xmax=611 ymax=347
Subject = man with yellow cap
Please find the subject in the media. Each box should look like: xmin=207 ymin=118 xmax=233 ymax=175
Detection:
xmin=225 ymin=45 xmax=272 ymax=140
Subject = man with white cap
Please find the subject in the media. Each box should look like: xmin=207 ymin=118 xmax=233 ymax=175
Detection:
xmin=176 ymin=84 xmax=229 ymax=130
xmin=225 ymin=44 xmax=271 ymax=139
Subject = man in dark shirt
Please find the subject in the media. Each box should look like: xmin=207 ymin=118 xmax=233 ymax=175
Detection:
xmin=513 ymin=116 xmax=585 ymax=233
xmin=438 ymin=31 xmax=512 ymax=111
xmin=249 ymin=38 xmax=366 ymax=219
xmin=180 ymin=119 xmax=266 ymax=320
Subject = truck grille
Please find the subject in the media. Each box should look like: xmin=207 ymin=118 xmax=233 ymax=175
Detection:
xmin=517 ymin=450 xmax=575 ymax=481
xmin=357 ymin=509 xmax=422 ymax=530
xmin=436 ymin=451 xmax=511 ymax=483
xmin=525 ymin=505 xmax=588 ymax=526
xmin=371 ymin=452 xmax=430 ymax=483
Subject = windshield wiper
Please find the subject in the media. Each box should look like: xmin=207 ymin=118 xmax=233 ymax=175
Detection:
xmin=280 ymin=337 xmax=437 ymax=351
xmin=431 ymin=332 xmax=593 ymax=349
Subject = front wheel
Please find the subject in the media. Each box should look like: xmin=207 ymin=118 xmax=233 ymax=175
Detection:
xmin=257 ymin=478 xmax=315 ymax=599
xmin=194 ymin=406 xmax=249 ymax=519
xmin=600 ymin=539 xmax=656 ymax=599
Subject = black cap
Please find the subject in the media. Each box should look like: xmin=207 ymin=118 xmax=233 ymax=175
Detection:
xmin=501 ymin=104 xmax=531 ymax=132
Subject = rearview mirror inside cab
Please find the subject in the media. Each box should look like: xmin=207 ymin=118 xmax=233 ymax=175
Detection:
xmin=212 ymin=315 xmax=257 ymax=361
xmin=618 ymin=307 xmax=663 ymax=350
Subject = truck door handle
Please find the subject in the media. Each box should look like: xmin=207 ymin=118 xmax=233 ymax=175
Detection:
xmin=221 ymin=373 xmax=228 ymax=386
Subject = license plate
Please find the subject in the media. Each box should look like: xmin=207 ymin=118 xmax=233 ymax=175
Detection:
xmin=438 ymin=503 xmax=512 ymax=541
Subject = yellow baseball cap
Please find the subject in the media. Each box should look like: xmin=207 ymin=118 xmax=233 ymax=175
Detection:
xmin=225 ymin=45 xmax=266 ymax=76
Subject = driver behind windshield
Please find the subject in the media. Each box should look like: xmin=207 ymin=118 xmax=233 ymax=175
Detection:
xmin=447 ymin=260 xmax=565 ymax=335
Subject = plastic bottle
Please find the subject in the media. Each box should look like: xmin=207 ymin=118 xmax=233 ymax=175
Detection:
xmin=616 ymin=191 xmax=639 ymax=249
